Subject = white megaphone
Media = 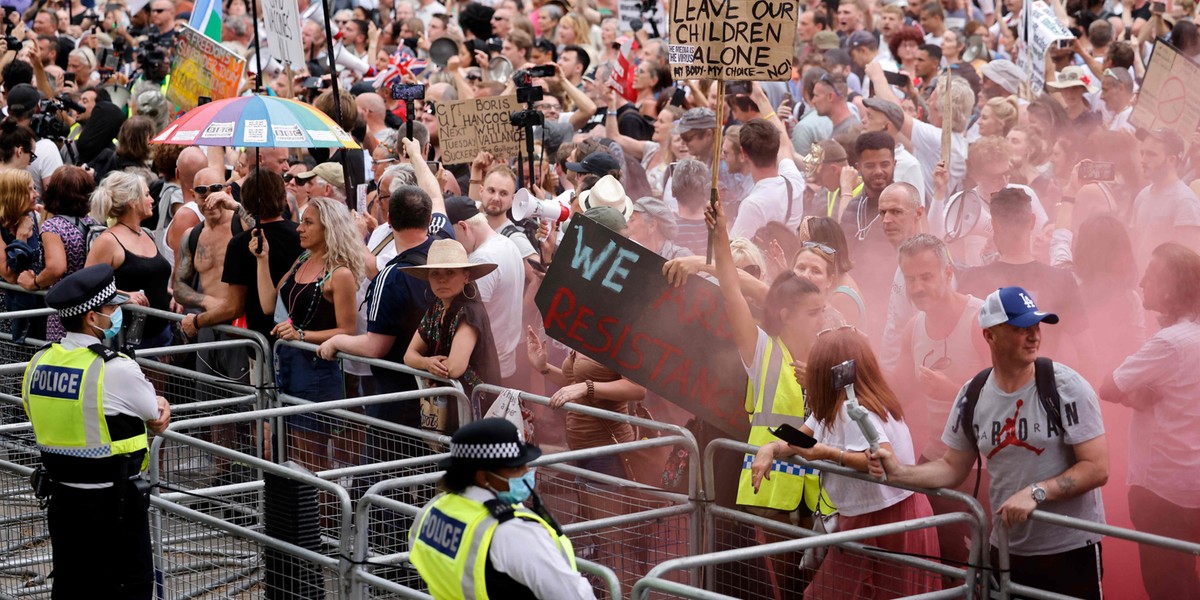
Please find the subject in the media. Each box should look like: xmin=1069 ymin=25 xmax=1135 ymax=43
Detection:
xmin=333 ymin=42 xmax=372 ymax=76
xmin=512 ymin=188 xmax=572 ymax=222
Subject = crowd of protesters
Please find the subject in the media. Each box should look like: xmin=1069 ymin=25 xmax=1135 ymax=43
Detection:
xmin=3 ymin=0 xmax=1200 ymax=598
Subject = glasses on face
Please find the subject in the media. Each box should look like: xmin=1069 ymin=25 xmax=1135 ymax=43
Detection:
xmin=27 ymin=150 xmax=36 ymax=162
xmin=151 ymin=7 xmax=169 ymax=13
xmin=534 ymin=102 xmax=560 ymax=111
xmin=740 ymin=264 xmax=762 ymax=279
xmin=802 ymin=241 xmax=837 ymax=255
xmin=492 ymin=15 xmax=508 ymax=21
xmin=193 ymin=183 xmax=227 ymax=195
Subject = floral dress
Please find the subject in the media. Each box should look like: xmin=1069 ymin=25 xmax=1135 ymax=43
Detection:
xmin=41 ymin=215 xmax=98 ymax=341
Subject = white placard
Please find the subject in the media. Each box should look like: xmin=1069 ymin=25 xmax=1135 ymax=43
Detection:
xmin=262 ymin=0 xmax=306 ymax=67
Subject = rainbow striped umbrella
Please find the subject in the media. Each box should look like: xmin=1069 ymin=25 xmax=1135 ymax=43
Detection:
xmin=152 ymin=96 xmax=360 ymax=149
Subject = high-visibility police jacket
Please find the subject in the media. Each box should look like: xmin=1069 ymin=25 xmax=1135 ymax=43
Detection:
xmin=736 ymin=334 xmax=830 ymax=513
xmin=21 ymin=343 xmax=148 ymax=483
xmin=409 ymin=492 xmax=578 ymax=600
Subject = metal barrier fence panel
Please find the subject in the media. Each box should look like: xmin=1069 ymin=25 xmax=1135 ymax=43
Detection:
xmin=700 ymin=438 xmax=988 ymax=600
xmin=0 ymin=304 xmax=269 ymax=598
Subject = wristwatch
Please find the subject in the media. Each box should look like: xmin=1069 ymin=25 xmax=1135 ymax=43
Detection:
xmin=1031 ymin=483 xmax=1047 ymax=504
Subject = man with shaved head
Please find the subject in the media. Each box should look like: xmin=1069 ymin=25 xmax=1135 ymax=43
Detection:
xmin=876 ymin=181 xmax=927 ymax=373
xmin=159 ymin=147 xmax=210 ymax=269
xmin=356 ymin=92 xmax=389 ymax=143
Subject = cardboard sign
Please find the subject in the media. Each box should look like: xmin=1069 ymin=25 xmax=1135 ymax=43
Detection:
xmin=535 ymin=215 xmax=751 ymax=439
xmin=668 ymin=0 xmax=798 ymax=80
xmin=166 ymin=25 xmax=246 ymax=112
xmin=434 ymin=95 xmax=521 ymax=165
xmin=1130 ymin=39 xmax=1200 ymax=147
xmin=262 ymin=0 xmax=305 ymax=67
xmin=1019 ymin=0 xmax=1073 ymax=95
xmin=618 ymin=0 xmax=667 ymax=36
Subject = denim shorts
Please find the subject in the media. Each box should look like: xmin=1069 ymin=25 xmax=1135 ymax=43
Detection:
xmin=277 ymin=344 xmax=344 ymax=433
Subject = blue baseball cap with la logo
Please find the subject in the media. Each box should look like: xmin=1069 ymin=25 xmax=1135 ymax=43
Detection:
xmin=979 ymin=286 xmax=1060 ymax=328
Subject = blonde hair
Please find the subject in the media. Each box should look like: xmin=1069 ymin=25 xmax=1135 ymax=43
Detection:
xmin=729 ymin=237 xmax=767 ymax=279
xmin=89 ymin=170 xmax=144 ymax=225
xmin=303 ymin=196 xmax=365 ymax=282
xmin=935 ymin=76 xmax=976 ymax=133
xmin=558 ymin=13 xmax=590 ymax=45
xmin=985 ymin=96 xmax=1020 ymax=136
xmin=0 ymin=169 xmax=32 ymax=233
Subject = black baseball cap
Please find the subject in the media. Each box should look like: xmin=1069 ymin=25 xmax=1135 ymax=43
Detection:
xmin=444 ymin=195 xmax=481 ymax=224
xmin=565 ymin=151 xmax=621 ymax=176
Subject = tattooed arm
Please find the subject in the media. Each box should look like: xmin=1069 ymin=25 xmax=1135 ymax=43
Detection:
xmin=172 ymin=227 xmax=212 ymax=311
xmin=996 ymin=435 xmax=1109 ymax=528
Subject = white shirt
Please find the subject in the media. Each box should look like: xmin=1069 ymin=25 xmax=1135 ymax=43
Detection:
xmin=415 ymin=0 xmax=447 ymax=26
xmin=461 ymin=486 xmax=596 ymax=599
xmin=910 ymin=119 xmax=966 ymax=199
xmin=804 ymin=406 xmax=915 ymax=516
xmin=893 ymin=144 xmax=925 ymax=205
xmin=157 ymin=201 xmax=204 ymax=270
xmin=879 ymin=267 xmax=914 ymax=374
xmin=56 ymin=332 xmax=159 ymax=487
xmin=729 ymin=158 xmax=805 ymax=239
xmin=30 ymin=137 xmax=63 ymax=188
xmin=1107 ymin=105 xmax=1134 ymax=133
xmin=470 ymin=234 xmax=525 ymax=378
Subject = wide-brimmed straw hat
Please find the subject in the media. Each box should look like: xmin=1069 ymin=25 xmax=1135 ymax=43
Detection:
xmin=399 ymin=239 xmax=497 ymax=280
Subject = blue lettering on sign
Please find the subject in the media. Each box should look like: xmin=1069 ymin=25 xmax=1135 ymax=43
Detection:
xmin=418 ymin=508 xmax=466 ymax=558
xmin=29 ymin=366 xmax=84 ymax=400
xmin=570 ymin=228 xmax=640 ymax=293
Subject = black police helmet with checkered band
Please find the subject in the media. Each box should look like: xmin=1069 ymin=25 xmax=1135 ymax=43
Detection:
xmin=438 ymin=418 xmax=541 ymax=471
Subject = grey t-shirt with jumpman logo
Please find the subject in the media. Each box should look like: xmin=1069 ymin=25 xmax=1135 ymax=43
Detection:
xmin=941 ymin=361 xmax=1105 ymax=555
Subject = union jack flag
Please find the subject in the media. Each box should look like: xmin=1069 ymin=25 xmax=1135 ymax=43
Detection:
xmin=376 ymin=50 xmax=428 ymax=90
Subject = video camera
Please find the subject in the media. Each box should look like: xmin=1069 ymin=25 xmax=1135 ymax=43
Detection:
xmin=31 ymin=95 xmax=84 ymax=141
xmin=512 ymin=64 xmax=553 ymax=105
xmin=137 ymin=32 xmax=174 ymax=83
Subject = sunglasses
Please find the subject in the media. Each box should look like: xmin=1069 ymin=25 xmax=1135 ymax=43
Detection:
xmin=802 ymin=241 xmax=837 ymax=255
xmin=922 ymin=349 xmax=952 ymax=371
xmin=193 ymin=183 xmax=227 ymax=195
xmin=151 ymin=7 xmax=169 ymax=13
xmin=27 ymin=150 xmax=36 ymax=162
xmin=740 ymin=264 xmax=762 ymax=279
xmin=492 ymin=15 xmax=508 ymax=21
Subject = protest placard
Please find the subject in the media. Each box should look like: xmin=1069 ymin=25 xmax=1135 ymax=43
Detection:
xmin=618 ymin=0 xmax=667 ymax=36
xmin=434 ymin=95 xmax=522 ymax=165
xmin=166 ymin=25 xmax=246 ymax=112
xmin=1130 ymin=39 xmax=1200 ymax=147
xmin=667 ymin=0 xmax=798 ymax=80
xmin=1018 ymin=0 xmax=1073 ymax=95
xmin=262 ymin=0 xmax=305 ymax=67
xmin=535 ymin=215 xmax=751 ymax=439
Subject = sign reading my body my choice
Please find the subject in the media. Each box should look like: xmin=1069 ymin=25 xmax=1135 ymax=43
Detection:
xmin=668 ymin=0 xmax=798 ymax=80
xmin=535 ymin=215 xmax=751 ymax=439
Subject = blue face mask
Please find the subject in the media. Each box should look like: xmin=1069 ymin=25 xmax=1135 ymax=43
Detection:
xmin=93 ymin=307 xmax=123 ymax=340
xmin=491 ymin=468 xmax=536 ymax=505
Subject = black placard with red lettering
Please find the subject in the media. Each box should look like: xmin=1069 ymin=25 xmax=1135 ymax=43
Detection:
xmin=535 ymin=215 xmax=750 ymax=438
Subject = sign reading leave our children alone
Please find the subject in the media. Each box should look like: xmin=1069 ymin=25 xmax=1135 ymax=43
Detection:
xmin=667 ymin=0 xmax=798 ymax=81
xmin=535 ymin=215 xmax=751 ymax=439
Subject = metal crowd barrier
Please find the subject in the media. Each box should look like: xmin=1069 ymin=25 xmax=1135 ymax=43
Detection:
xmin=349 ymin=384 xmax=701 ymax=599
xmin=631 ymin=513 xmax=978 ymax=600
xmin=147 ymin=386 xmax=465 ymax=599
xmin=700 ymin=438 xmax=989 ymax=600
xmin=995 ymin=510 xmax=1200 ymax=600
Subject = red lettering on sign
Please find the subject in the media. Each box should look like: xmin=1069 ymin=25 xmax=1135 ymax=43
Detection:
xmin=567 ymin=305 xmax=595 ymax=343
xmin=544 ymin=287 xmax=577 ymax=333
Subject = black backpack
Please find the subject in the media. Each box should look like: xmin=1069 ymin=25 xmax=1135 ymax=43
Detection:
xmin=501 ymin=219 xmax=541 ymax=263
xmin=957 ymin=357 xmax=1064 ymax=497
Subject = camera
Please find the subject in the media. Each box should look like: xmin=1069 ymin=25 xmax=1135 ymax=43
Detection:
xmin=136 ymin=32 xmax=173 ymax=83
xmin=31 ymin=95 xmax=82 ymax=141
xmin=512 ymin=65 xmax=554 ymax=104
xmin=510 ymin=109 xmax=544 ymax=128
xmin=390 ymin=81 xmax=426 ymax=101
xmin=486 ymin=36 xmax=503 ymax=54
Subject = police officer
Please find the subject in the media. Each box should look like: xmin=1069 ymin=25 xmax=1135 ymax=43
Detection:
xmin=22 ymin=264 xmax=171 ymax=600
xmin=409 ymin=418 xmax=596 ymax=599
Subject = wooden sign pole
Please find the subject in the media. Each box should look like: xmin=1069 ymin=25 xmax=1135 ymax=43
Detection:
xmin=707 ymin=79 xmax=726 ymax=265
xmin=940 ymin=68 xmax=953 ymax=166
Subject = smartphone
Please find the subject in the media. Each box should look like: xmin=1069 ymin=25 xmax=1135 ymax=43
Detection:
xmin=426 ymin=160 xmax=441 ymax=173
xmin=1079 ymin=161 xmax=1115 ymax=182
xmin=391 ymin=81 xmax=426 ymax=101
xmin=1152 ymin=1 xmax=1167 ymax=12
xmin=104 ymin=53 xmax=118 ymax=71
xmin=884 ymin=70 xmax=911 ymax=88
xmin=1054 ymin=38 xmax=1074 ymax=50
xmin=770 ymin=423 xmax=818 ymax=449
xmin=832 ymin=360 xmax=857 ymax=390
xmin=63 ymin=72 xmax=75 ymax=84
xmin=670 ymin=87 xmax=686 ymax=107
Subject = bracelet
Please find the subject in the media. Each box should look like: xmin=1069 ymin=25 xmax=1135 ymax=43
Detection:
xmin=606 ymin=110 xmax=618 ymax=116
xmin=31 ymin=272 xmax=38 ymax=289
xmin=1060 ymin=195 xmax=1076 ymax=204
xmin=838 ymin=448 xmax=845 ymax=466
xmin=469 ymin=179 xmax=481 ymax=185
xmin=585 ymin=379 xmax=595 ymax=401
xmin=297 ymin=328 xmax=305 ymax=342
xmin=538 ymin=364 xmax=550 ymax=375
xmin=762 ymin=111 xmax=776 ymax=121
xmin=194 ymin=313 xmax=204 ymax=328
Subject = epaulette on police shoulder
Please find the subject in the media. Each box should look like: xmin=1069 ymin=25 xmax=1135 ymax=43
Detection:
xmin=87 ymin=343 xmax=121 ymax=362
xmin=36 ymin=342 xmax=53 ymax=353
xmin=484 ymin=498 xmax=517 ymax=524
